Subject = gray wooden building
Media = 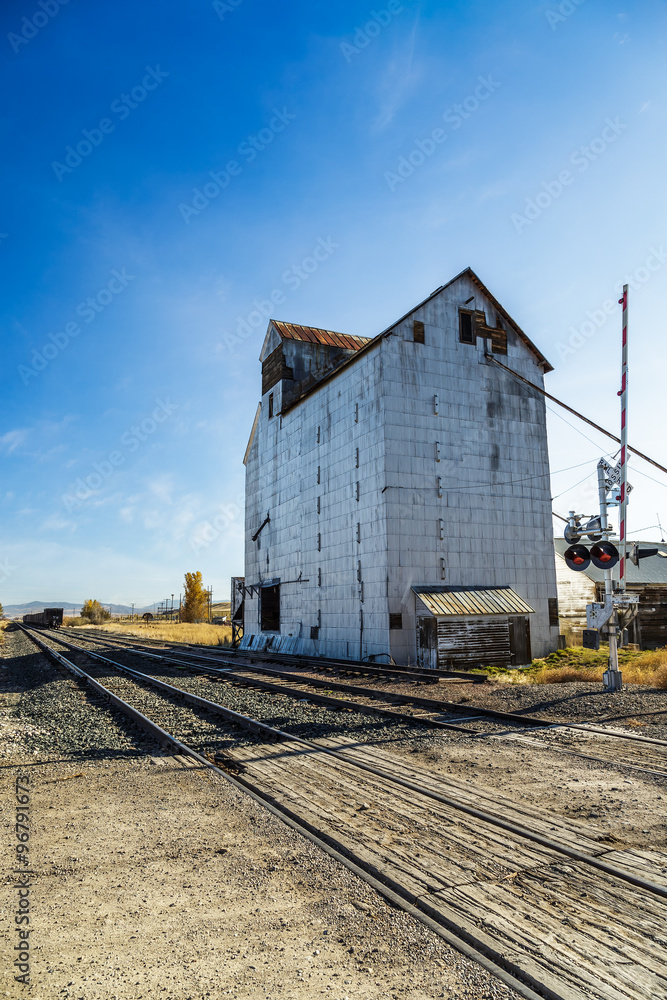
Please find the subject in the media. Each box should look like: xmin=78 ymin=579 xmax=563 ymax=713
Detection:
xmin=554 ymin=537 xmax=667 ymax=649
xmin=241 ymin=267 xmax=560 ymax=667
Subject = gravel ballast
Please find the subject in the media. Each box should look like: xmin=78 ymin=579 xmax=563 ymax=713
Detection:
xmin=1 ymin=626 xmax=521 ymax=999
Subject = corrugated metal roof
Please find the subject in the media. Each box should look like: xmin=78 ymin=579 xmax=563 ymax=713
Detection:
xmin=271 ymin=320 xmax=369 ymax=352
xmin=412 ymin=587 xmax=535 ymax=616
xmin=554 ymin=538 xmax=667 ymax=585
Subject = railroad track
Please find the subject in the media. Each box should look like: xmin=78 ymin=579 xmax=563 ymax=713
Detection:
xmin=73 ymin=627 xmax=485 ymax=683
xmin=21 ymin=622 xmax=667 ymax=1000
xmin=62 ymin=628 xmax=667 ymax=780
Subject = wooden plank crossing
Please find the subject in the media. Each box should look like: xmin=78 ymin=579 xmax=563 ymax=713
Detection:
xmin=230 ymin=738 xmax=667 ymax=999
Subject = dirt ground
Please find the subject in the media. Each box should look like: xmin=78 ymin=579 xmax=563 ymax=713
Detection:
xmin=1 ymin=754 xmax=517 ymax=1000
xmin=0 ymin=628 xmax=517 ymax=1000
xmin=3 ymin=629 xmax=666 ymax=1000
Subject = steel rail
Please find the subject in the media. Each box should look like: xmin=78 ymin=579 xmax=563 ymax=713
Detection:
xmin=19 ymin=624 xmax=555 ymax=1000
xmin=33 ymin=629 xmax=472 ymax=734
xmin=23 ymin=624 xmax=667 ymax=905
xmin=65 ymin=629 xmax=667 ymax=749
xmin=49 ymin=630 xmax=667 ymax=779
xmin=73 ymin=627 xmax=485 ymax=683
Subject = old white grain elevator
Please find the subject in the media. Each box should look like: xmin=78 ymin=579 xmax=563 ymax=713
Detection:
xmin=241 ymin=267 xmax=559 ymax=667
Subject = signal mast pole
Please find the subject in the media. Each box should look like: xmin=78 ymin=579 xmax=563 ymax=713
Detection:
xmin=602 ymin=284 xmax=629 ymax=692
xmin=618 ymin=284 xmax=629 ymax=593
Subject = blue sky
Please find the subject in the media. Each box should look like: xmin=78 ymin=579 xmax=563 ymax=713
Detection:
xmin=2 ymin=0 xmax=666 ymax=606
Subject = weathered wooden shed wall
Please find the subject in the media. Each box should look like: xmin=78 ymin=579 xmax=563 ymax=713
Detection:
xmin=242 ymin=269 xmax=559 ymax=663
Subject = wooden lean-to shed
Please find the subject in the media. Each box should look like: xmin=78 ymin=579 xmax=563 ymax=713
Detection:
xmin=413 ymin=586 xmax=536 ymax=669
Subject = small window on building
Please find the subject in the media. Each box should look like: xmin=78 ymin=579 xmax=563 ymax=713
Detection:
xmin=310 ymin=625 xmax=320 ymax=640
xmin=548 ymin=597 xmax=559 ymax=627
xmin=260 ymin=584 xmax=280 ymax=632
xmin=268 ymin=393 xmax=274 ymax=418
xmin=389 ymin=613 xmax=403 ymax=630
xmin=413 ymin=320 xmax=425 ymax=344
xmin=459 ymin=310 xmax=475 ymax=345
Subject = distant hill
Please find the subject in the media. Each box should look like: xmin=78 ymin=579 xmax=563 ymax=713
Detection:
xmin=4 ymin=601 xmax=142 ymax=618
xmin=4 ymin=599 xmax=233 ymax=619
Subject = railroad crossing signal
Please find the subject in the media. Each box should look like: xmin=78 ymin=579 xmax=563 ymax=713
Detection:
xmin=564 ymin=540 xmax=619 ymax=572
xmin=590 ymin=542 xmax=619 ymax=569
xmin=629 ymin=543 xmax=660 ymax=566
xmin=564 ymin=544 xmax=591 ymax=571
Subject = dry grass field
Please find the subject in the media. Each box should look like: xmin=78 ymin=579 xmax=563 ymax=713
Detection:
xmin=502 ymin=645 xmax=667 ymax=688
xmin=80 ymin=620 xmax=234 ymax=646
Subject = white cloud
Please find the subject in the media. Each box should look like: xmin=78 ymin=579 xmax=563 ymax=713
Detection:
xmin=0 ymin=429 xmax=28 ymax=454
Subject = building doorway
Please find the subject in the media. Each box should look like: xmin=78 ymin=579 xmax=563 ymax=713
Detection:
xmin=417 ymin=616 xmax=437 ymax=669
xmin=260 ymin=584 xmax=280 ymax=632
xmin=508 ymin=615 xmax=532 ymax=665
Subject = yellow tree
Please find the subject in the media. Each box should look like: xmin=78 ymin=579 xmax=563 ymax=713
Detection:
xmin=182 ymin=572 xmax=208 ymax=622
xmin=81 ymin=599 xmax=111 ymax=624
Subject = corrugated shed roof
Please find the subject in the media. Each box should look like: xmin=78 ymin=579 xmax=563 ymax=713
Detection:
xmin=554 ymin=538 xmax=667 ymax=585
xmin=412 ymin=587 xmax=535 ymax=616
xmin=271 ymin=320 xmax=369 ymax=352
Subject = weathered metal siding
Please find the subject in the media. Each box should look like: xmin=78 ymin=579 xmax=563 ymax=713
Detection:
xmin=243 ymin=340 xmax=391 ymax=660
xmin=382 ymin=271 xmax=558 ymax=663
xmin=244 ymin=272 xmax=558 ymax=663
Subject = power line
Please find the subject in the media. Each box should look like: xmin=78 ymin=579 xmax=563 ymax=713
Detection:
xmin=551 ymin=468 xmax=597 ymax=500
xmin=382 ymin=457 xmax=600 ymax=495
xmin=486 ymin=354 xmax=667 ymax=478
xmin=546 ymin=403 xmax=616 ymax=457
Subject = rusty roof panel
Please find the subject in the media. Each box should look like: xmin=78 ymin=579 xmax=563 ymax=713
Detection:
xmin=413 ymin=587 xmax=534 ymax=617
xmin=272 ymin=320 xmax=369 ymax=352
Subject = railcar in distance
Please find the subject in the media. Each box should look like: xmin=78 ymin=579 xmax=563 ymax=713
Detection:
xmin=22 ymin=608 xmax=64 ymax=628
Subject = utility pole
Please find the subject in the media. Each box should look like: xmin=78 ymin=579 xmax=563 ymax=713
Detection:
xmin=618 ymin=284 xmax=629 ymax=592
xmin=602 ymin=284 xmax=629 ymax=691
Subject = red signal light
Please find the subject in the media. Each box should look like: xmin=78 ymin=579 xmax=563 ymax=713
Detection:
xmin=564 ymin=544 xmax=591 ymax=572
xmin=590 ymin=542 xmax=619 ymax=570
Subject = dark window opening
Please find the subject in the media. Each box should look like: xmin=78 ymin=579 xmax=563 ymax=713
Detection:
xmin=389 ymin=613 xmax=403 ymax=630
xmin=548 ymin=597 xmax=559 ymax=627
xmin=459 ymin=310 xmax=475 ymax=344
xmin=310 ymin=625 xmax=320 ymax=640
xmin=413 ymin=320 xmax=425 ymax=344
xmin=268 ymin=393 xmax=274 ymax=418
xmin=260 ymin=584 xmax=280 ymax=632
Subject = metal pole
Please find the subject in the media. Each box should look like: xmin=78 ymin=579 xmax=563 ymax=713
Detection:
xmin=598 ymin=460 xmax=620 ymax=690
xmin=618 ymin=285 xmax=629 ymax=593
